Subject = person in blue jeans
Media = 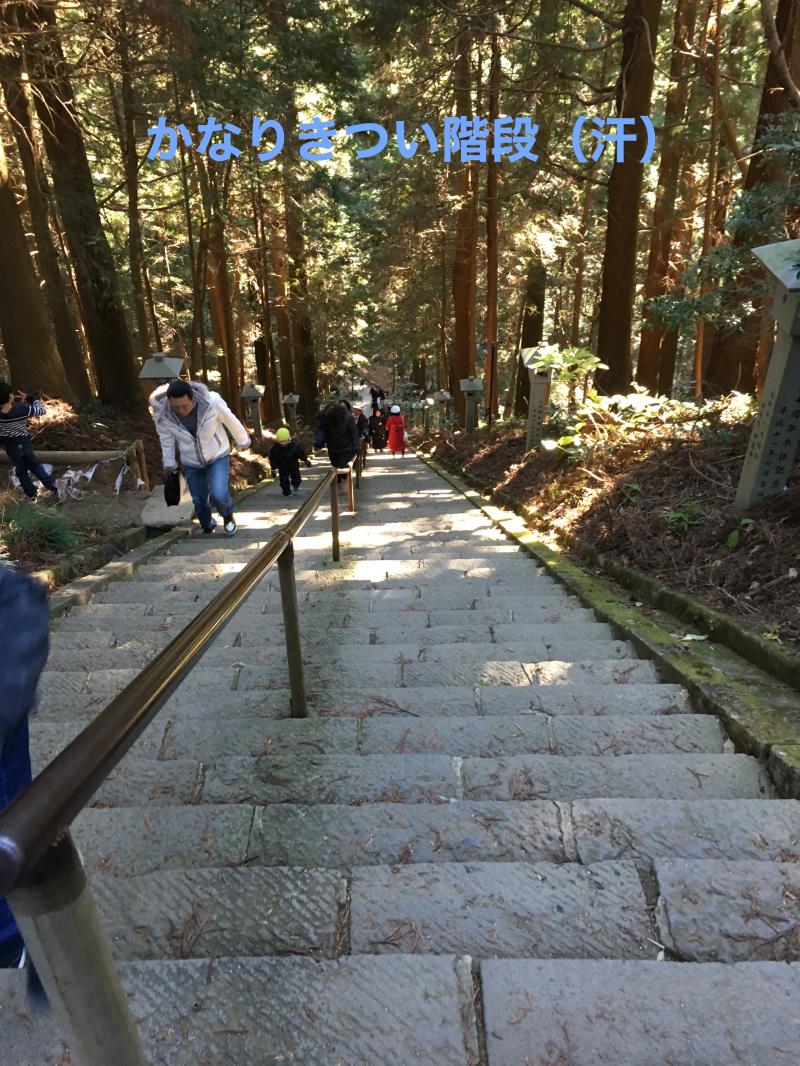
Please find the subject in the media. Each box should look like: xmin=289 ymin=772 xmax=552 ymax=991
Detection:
xmin=0 ymin=563 xmax=49 ymax=1002
xmin=0 ymin=382 xmax=59 ymax=501
xmin=150 ymin=379 xmax=250 ymax=536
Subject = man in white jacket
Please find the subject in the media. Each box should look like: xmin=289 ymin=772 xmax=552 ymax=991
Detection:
xmin=150 ymin=379 xmax=250 ymax=536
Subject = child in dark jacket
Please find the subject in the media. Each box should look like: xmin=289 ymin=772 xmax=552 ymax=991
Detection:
xmin=269 ymin=428 xmax=311 ymax=496
xmin=0 ymin=382 xmax=58 ymax=501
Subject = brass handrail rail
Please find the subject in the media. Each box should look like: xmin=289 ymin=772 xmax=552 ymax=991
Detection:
xmin=0 ymin=461 xmax=357 ymax=896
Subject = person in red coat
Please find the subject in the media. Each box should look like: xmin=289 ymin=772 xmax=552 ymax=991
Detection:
xmin=385 ymin=404 xmax=408 ymax=458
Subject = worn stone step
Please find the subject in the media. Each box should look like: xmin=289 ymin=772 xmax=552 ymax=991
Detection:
xmin=73 ymin=805 xmax=256 ymax=875
xmin=160 ymin=717 xmax=359 ymax=759
xmin=34 ymin=685 xmax=293 ymax=721
xmin=1 ymin=955 xmax=478 ymax=1065
xmin=93 ymin=866 xmax=343 ymax=961
xmin=416 ymin=640 xmax=636 ymax=663
xmin=478 ymin=682 xmax=690 ymax=716
xmin=71 ymin=801 xmax=566 ymax=874
xmin=481 ymin=959 xmax=800 ymax=1065
xmin=359 ymin=713 xmax=723 ymax=756
xmin=569 ymin=799 xmax=800 ymax=863
xmin=201 ymin=754 xmax=459 ymax=805
xmin=351 ymin=860 xmax=656 ymax=959
xmin=254 ymin=800 xmax=566 ymax=868
xmin=463 ymin=753 xmax=767 ymax=801
xmin=396 ymin=658 xmax=658 ymax=688
xmin=654 ymin=859 xmax=800 ymax=962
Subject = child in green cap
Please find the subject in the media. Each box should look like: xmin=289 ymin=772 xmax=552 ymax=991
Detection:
xmin=269 ymin=427 xmax=312 ymax=496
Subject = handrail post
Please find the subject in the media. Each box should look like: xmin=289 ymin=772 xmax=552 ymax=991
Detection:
xmin=330 ymin=478 xmax=340 ymax=562
xmin=347 ymin=466 xmax=356 ymax=513
xmin=355 ymin=451 xmax=361 ymax=489
xmin=277 ymin=540 xmax=307 ymax=718
xmin=9 ymin=832 xmax=147 ymax=1066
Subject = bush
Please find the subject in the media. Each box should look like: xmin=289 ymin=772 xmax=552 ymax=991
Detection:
xmin=1 ymin=501 xmax=81 ymax=559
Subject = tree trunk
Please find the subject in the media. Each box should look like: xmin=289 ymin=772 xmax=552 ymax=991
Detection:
xmin=0 ymin=134 xmax=71 ymax=397
xmin=513 ymin=252 xmax=547 ymax=416
xmin=282 ymin=148 xmax=316 ymax=423
xmin=251 ymin=180 xmax=281 ymax=420
xmin=595 ymin=0 xmax=664 ymax=394
xmin=485 ymin=28 xmax=501 ymax=420
xmin=637 ymin=0 xmax=699 ymax=392
xmin=570 ymin=177 xmax=595 ymax=347
xmin=269 ymin=208 xmax=295 ymax=395
xmin=19 ymin=1 xmax=143 ymax=408
xmin=451 ymin=25 xmax=478 ymax=422
xmin=704 ymin=0 xmax=800 ymax=394
xmin=0 ymin=29 xmax=90 ymax=404
xmin=109 ymin=17 xmax=151 ymax=360
xmin=657 ymin=153 xmax=700 ymax=395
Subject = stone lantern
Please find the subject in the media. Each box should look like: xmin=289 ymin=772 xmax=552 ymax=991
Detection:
xmin=241 ymin=382 xmax=266 ymax=441
xmin=460 ymin=377 xmax=483 ymax=432
xmin=520 ymin=348 xmax=552 ymax=450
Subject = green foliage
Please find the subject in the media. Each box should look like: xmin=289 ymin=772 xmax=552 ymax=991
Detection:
xmin=1 ymin=501 xmax=80 ymax=558
xmin=726 ymin=517 xmax=754 ymax=550
xmin=620 ymin=482 xmax=642 ymax=506
xmin=664 ymin=502 xmax=705 ymax=534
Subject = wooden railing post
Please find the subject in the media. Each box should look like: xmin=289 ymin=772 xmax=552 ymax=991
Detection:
xmin=331 ymin=478 xmax=340 ymax=562
xmin=277 ymin=540 xmax=307 ymax=718
xmin=9 ymin=833 xmax=147 ymax=1066
xmin=347 ymin=466 xmax=356 ymax=513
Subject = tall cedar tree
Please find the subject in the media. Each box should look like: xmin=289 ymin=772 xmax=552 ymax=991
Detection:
xmin=596 ymin=0 xmax=663 ymax=394
xmin=18 ymin=1 xmax=143 ymax=409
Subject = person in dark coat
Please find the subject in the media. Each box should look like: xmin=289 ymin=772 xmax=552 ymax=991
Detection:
xmin=368 ymin=408 xmax=388 ymax=453
xmin=322 ymin=402 xmax=359 ymax=481
xmin=269 ymin=427 xmax=312 ymax=496
xmin=0 ymin=563 xmax=49 ymax=1001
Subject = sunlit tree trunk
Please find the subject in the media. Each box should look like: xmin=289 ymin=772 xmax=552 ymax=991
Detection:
xmin=19 ymin=0 xmax=142 ymax=408
xmin=637 ymin=0 xmax=699 ymax=392
xmin=0 ymin=23 xmax=90 ymax=403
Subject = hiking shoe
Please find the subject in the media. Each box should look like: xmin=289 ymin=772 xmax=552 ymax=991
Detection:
xmin=201 ymin=518 xmax=217 ymax=535
xmin=223 ymin=516 xmax=237 ymax=536
xmin=291 ymin=484 xmax=300 ymax=494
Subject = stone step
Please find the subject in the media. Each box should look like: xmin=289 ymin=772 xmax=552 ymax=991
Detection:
xmin=34 ymin=681 xmax=690 ymax=722
xmin=51 ymin=751 xmax=760 ymax=808
xmin=1 ymin=955 xmax=479 ymax=1065
xmin=654 ymin=859 xmax=800 ymax=962
xmin=461 ymin=753 xmax=767 ymax=801
xmin=34 ymin=685 xmax=293 ymax=721
xmin=477 ymin=683 xmax=689 ymax=716
xmin=351 ymin=860 xmax=656 ymax=960
xmin=42 ymin=638 xmax=635 ymax=675
xmin=93 ymin=866 xmax=343 ymax=961
xmin=146 ymin=713 xmax=724 ymax=761
xmin=569 ymin=799 xmax=800 ymax=863
xmin=72 ymin=801 xmax=567 ymax=874
xmin=480 ymin=959 xmax=800 ymax=1065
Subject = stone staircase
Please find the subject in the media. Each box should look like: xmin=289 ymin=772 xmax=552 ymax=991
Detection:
xmin=3 ymin=455 xmax=799 ymax=1064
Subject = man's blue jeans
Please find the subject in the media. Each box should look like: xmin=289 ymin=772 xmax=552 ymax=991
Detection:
xmin=0 ymin=719 xmax=31 ymax=960
xmin=182 ymin=454 xmax=234 ymax=531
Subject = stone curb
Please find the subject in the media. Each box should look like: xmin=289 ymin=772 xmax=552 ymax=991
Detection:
xmin=44 ymin=474 xmax=277 ymax=620
xmin=416 ymin=450 xmax=800 ymax=691
xmin=416 ymin=450 xmax=800 ymax=798
xmin=32 ymin=525 xmax=149 ymax=591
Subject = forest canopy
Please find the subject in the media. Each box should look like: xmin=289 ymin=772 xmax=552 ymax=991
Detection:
xmin=1 ymin=0 xmax=799 ymax=423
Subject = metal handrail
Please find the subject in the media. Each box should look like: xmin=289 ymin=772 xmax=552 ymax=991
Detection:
xmin=0 ymin=460 xmax=357 ymax=897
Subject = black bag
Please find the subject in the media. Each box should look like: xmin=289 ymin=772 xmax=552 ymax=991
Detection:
xmin=164 ymin=470 xmax=181 ymax=507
